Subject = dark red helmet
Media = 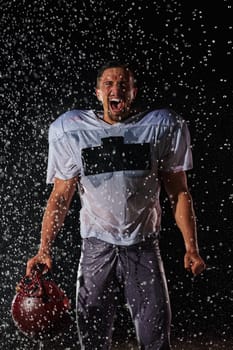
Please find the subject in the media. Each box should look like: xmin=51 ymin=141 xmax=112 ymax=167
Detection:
xmin=11 ymin=265 xmax=71 ymax=339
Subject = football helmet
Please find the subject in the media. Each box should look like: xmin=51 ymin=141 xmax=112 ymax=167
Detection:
xmin=11 ymin=265 xmax=71 ymax=339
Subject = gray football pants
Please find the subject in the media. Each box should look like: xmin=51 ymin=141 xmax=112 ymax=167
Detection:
xmin=76 ymin=237 xmax=171 ymax=350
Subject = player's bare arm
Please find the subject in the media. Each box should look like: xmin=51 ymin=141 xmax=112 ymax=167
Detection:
xmin=160 ymin=170 xmax=206 ymax=276
xmin=26 ymin=176 xmax=78 ymax=276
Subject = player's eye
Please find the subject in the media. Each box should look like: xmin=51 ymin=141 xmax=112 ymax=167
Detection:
xmin=103 ymin=81 xmax=112 ymax=87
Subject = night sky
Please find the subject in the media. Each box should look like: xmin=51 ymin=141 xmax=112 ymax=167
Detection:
xmin=1 ymin=0 xmax=233 ymax=349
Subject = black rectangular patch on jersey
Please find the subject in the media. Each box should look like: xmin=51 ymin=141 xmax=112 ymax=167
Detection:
xmin=81 ymin=136 xmax=151 ymax=176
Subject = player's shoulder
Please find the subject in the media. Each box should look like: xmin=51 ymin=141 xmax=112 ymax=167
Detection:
xmin=140 ymin=107 xmax=184 ymax=126
xmin=48 ymin=109 xmax=95 ymax=141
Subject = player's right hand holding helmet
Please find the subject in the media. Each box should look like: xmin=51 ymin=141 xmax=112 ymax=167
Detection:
xmin=26 ymin=250 xmax=52 ymax=276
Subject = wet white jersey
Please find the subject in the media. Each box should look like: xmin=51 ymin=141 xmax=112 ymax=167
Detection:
xmin=46 ymin=108 xmax=193 ymax=245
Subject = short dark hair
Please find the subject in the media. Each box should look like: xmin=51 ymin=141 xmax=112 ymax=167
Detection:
xmin=96 ymin=60 xmax=137 ymax=87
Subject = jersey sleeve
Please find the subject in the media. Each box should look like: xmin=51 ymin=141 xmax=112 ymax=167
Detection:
xmin=159 ymin=119 xmax=193 ymax=173
xmin=46 ymin=122 xmax=81 ymax=183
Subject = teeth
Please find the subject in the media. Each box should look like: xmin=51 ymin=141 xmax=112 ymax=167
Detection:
xmin=110 ymin=98 xmax=121 ymax=102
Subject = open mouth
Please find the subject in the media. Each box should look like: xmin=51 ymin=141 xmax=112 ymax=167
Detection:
xmin=109 ymin=98 xmax=125 ymax=113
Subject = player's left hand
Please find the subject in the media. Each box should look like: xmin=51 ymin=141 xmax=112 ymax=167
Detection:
xmin=184 ymin=251 xmax=206 ymax=275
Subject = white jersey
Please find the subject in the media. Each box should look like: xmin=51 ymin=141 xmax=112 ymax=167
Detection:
xmin=46 ymin=108 xmax=193 ymax=245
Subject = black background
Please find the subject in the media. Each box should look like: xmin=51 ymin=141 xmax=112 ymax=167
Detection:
xmin=1 ymin=0 xmax=233 ymax=349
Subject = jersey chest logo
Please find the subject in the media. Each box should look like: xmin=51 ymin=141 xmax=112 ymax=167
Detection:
xmin=81 ymin=136 xmax=151 ymax=176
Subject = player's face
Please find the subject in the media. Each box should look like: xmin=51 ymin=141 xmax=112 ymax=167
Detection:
xmin=96 ymin=67 xmax=138 ymax=124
